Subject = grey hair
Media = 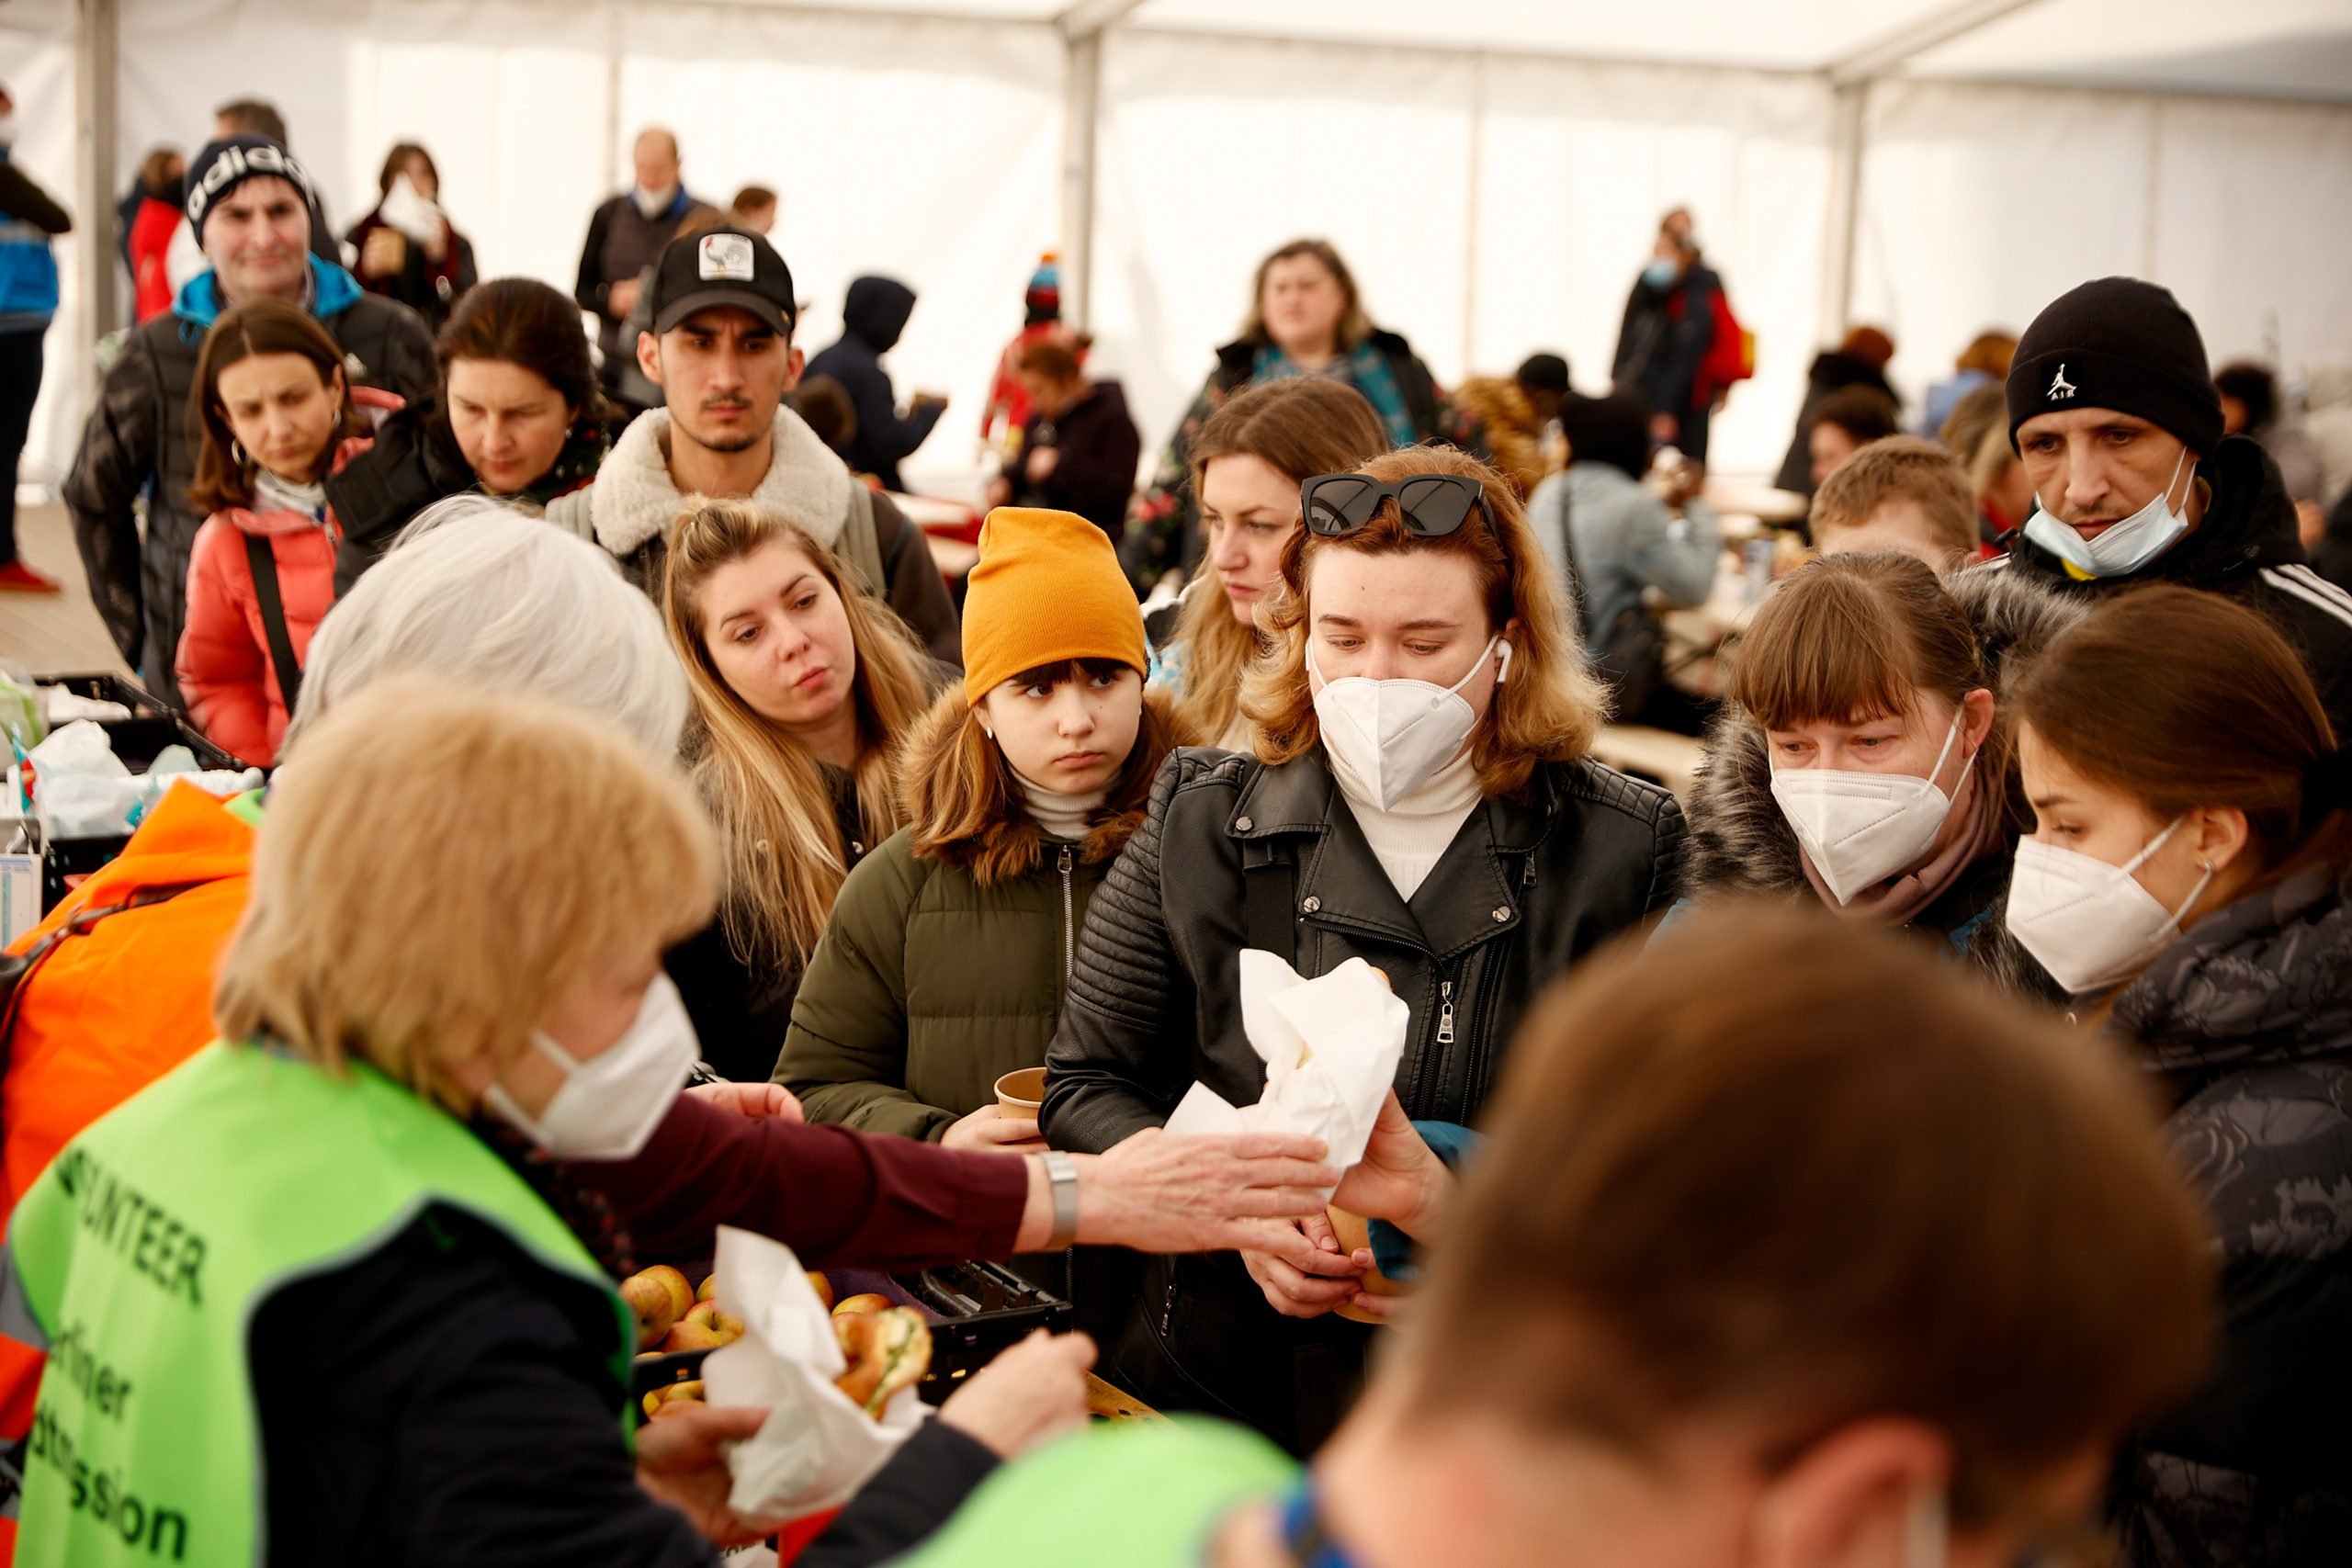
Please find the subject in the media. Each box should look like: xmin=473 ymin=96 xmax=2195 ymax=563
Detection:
xmin=289 ymin=497 xmax=687 ymax=759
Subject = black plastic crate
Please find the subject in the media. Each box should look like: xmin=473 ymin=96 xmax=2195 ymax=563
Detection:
xmin=32 ymin=671 xmax=244 ymax=773
xmin=629 ymin=1260 xmax=1072 ymax=1407
xmin=28 ymin=671 xmax=253 ymax=906
xmin=39 ymin=672 xmax=173 ymax=721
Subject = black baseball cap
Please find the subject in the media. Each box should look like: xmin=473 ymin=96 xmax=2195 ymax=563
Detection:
xmin=650 ymin=227 xmax=797 ymax=337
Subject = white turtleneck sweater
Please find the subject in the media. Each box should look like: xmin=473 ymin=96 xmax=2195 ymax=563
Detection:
xmin=1015 ymin=773 xmax=1109 ymax=842
xmin=1327 ymin=745 xmax=1483 ymax=899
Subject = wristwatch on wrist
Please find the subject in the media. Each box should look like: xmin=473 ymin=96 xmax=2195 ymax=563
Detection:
xmin=1041 ymin=1149 xmax=1080 ymax=1250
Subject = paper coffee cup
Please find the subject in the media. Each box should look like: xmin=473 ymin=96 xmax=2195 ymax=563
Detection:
xmin=1328 ymin=1205 xmax=1407 ymax=1326
xmin=994 ymin=1066 xmax=1048 ymax=1114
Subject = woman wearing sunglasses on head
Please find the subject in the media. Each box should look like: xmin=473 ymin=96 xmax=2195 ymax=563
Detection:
xmin=1997 ymin=584 xmax=2352 ymax=1566
xmin=1042 ymin=446 xmax=1686 ymax=1453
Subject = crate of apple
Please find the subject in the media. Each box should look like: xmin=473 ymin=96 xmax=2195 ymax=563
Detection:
xmin=626 ymin=1262 xmax=887 ymax=1403
xmin=625 ymin=1261 xmax=1072 ymax=1406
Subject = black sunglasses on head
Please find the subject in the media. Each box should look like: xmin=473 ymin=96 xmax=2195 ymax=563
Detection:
xmin=1299 ymin=472 xmax=1493 ymax=539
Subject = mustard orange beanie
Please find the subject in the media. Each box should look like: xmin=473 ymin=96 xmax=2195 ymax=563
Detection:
xmin=961 ymin=508 xmax=1148 ymax=705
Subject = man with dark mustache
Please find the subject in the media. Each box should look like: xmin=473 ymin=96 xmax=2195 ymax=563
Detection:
xmin=548 ymin=227 xmax=960 ymax=664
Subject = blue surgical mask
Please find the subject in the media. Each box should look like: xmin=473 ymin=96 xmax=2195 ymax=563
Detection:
xmin=2022 ymin=446 xmax=2195 ymax=578
xmin=1641 ymin=258 xmax=1678 ymax=289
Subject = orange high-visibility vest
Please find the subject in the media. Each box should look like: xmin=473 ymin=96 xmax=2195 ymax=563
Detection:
xmin=0 ymin=783 xmax=256 ymax=1562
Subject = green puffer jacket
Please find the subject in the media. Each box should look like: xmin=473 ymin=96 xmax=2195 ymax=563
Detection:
xmin=776 ymin=688 xmax=1174 ymax=1139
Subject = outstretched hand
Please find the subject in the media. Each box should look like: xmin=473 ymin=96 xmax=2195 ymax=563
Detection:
xmin=1076 ymin=1127 xmax=1338 ymax=1257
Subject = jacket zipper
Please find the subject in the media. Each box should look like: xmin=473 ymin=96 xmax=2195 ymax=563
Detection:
xmin=1436 ymin=979 xmax=1456 ymax=1044
xmin=1057 ymin=844 xmax=1075 ymax=984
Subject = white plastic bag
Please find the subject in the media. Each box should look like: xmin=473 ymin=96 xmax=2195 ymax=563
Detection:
xmin=27 ymin=720 xmax=130 ymax=780
xmin=696 ymin=1227 xmax=925 ymax=1522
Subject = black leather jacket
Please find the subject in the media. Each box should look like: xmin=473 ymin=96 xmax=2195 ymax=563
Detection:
xmin=1041 ymin=745 xmax=1684 ymax=1446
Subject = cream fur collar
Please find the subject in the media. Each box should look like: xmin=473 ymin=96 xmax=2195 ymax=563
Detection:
xmin=589 ymin=406 xmax=854 ymax=558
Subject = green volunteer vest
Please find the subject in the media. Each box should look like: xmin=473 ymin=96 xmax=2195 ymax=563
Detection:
xmin=6 ymin=1040 xmax=632 ymax=1567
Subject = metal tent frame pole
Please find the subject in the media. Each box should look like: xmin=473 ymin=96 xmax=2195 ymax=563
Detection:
xmin=1055 ymin=0 xmax=1140 ymax=333
xmin=77 ymin=0 xmax=122 ymax=341
xmin=1815 ymin=0 xmax=2045 ymax=337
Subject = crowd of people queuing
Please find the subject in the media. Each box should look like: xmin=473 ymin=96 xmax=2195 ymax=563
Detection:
xmin=0 ymin=83 xmax=2347 ymax=1568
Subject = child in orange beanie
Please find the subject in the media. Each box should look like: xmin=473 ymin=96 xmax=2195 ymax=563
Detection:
xmin=777 ymin=507 xmax=1185 ymax=1158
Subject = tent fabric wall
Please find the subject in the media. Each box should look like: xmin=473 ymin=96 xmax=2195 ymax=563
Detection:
xmin=1089 ymin=33 xmax=1836 ymax=478
xmin=21 ymin=0 xmax=1062 ymax=492
xmin=615 ymin=4 xmax=1064 ymax=487
xmin=13 ymin=4 xmax=2352 ymax=498
xmin=1854 ymin=79 xmax=2352 ymax=421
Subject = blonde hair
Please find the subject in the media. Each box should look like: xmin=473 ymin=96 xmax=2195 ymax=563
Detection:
xmin=905 ymin=673 xmax=1186 ymax=886
xmin=1244 ymin=446 xmax=1607 ymax=799
xmin=214 ymin=676 xmax=717 ymax=1106
xmin=662 ymin=497 xmax=936 ymax=972
xmin=1809 ymin=435 xmax=1978 ymax=570
xmin=1175 ymin=378 xmax=1391 ymax=745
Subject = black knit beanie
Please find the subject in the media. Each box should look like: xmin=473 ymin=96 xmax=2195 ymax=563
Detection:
xmin=2007 ymin=276 xmax=2222 ymax=457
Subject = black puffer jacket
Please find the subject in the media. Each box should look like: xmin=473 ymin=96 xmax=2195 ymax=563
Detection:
xmin=324 ymin=400 xmax=610 ymax=597
xmin=1041 ymin=746 xmax=1684 ymax=1450
xmin=805 ymin=277 xmax=943 ymax=492
xmin=1986 ymin=435 xmax=2352 ymax=740
xmin=1679 ymin=565 xmax=2083 ymax=996
xmin=2103 ymin=861 xmax=2352 ymax=1568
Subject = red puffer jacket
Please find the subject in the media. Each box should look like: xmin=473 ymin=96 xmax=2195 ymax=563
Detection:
xmin=174 ymin=389 xmax=401 ymax=766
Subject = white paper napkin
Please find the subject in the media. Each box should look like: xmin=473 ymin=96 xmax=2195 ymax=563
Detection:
xmin=695 ymin=1226 xmax=925 ymax=1521
xmin=1162 ymin=953 xmax=1409 ymax=1193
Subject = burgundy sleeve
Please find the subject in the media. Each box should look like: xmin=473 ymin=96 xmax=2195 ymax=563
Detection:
xmin=575 ymin=1097 xmax=1029 ymax=1269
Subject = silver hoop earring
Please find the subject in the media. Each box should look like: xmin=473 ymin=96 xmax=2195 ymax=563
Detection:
xmin=230 ymin=440 xmax=245 ymax=465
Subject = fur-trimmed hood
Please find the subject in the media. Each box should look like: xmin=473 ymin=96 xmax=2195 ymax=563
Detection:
xmin=581 ymin=405 xmax=854 ymax=560
xmin=1681 ymin=561 xmax=2091 ymax=907
xmin=897 ymin=683 xmax=1175 ymax=883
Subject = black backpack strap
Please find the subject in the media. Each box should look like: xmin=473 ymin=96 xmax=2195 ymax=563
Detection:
xmin=243 ymin=531 xmax=304 ymax=716
xmin=1240 ymin=839 xmax=1298 ymax=964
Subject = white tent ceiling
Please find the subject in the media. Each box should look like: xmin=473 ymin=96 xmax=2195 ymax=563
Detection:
xmin=684 ymin=0 xmax=2352 ymax=100
xmin=7 ymin=0 xmax=2350 ymax=499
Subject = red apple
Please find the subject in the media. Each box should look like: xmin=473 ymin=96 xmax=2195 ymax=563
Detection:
xmin=619 ymin=1270 xmax=684 ymax=1349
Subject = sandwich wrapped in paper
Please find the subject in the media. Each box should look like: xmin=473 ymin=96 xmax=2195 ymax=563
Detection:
xmin=697 ymin=1227 xmax=928 ymax=1522
xmin=1162 ymin=953 xmax=1409 ymax=1192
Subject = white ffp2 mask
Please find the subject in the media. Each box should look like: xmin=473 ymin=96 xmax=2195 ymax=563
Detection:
xmin=1769 ymin=712 xmax=1970 ymax=905
xmin=2005 ymin=818 xmax=2213 ymax=995
xmin=483 ymin=973 xmax=700 ymax=1161
xmin=2023 ymin=446 xmax=2195 ymax=578
xmin=1311 ymin=636 xmax=1509 ymax=810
